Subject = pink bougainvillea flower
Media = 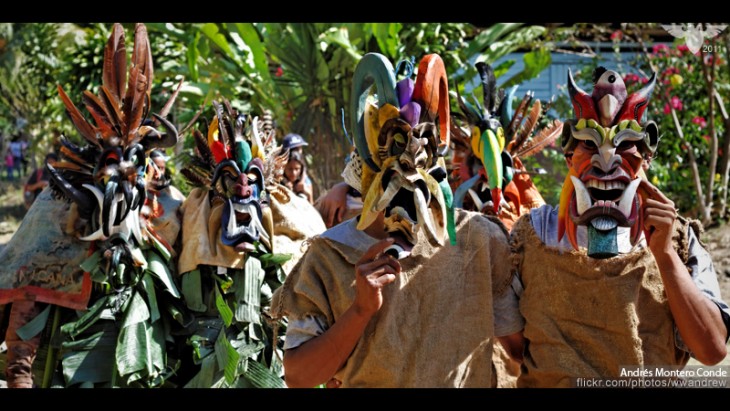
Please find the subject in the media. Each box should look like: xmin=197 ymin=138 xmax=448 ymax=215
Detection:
xmin=623 ymin=73 xmax=639 ymax=84
xmin=663 ymin=104 xmax=671 ymax=115
xmin=611 ymin=30 xmax=623 ymax=41
xmin=652 ymin=44 xmax=670 ymax=55
xmin=671 ymin=96 xmax=683 ymax=111
xmin=692 ymin=116 xmax=707 ymax=129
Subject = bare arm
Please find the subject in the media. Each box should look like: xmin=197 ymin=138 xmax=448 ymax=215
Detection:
xmin=317 ymin=181 xmax=350 ymax=228
xmin=641 ymin=179 xmax=728 ymax=364
xmin=283 ymin=238 xmax=401 ymax=387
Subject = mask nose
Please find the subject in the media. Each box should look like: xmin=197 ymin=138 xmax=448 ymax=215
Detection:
xmin=234 ymin=173 xmax=253 ymax=198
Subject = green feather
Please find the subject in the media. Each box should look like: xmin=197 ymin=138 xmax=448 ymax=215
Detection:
xmin=439 ymin=179 xmax=457 ymax=246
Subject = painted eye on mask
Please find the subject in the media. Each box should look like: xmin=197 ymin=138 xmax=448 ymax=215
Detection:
xmin=617 ymin=140 xmax=637 ymax=152
xmin=392 ymin=133 xmax=407 ymax=154
xmin=581 ymin=140 xmax=598 ymax=150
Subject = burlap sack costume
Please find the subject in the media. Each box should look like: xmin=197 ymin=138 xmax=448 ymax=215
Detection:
xmin=269 ymin=185 xmax=326 ymax=275
xmin=272 ymin=209 xmax=512 ymax=387
xmin=178 ymin=187 xmax=247 ymax=273
xmin=511 ymin=214 xmax=694 ymax=388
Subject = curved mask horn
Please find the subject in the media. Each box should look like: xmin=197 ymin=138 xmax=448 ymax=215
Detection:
xmin=350 ymin=53 xmax=399 ymax=172
xmin=617 ymin=71 xmax=657 ymax=123
xmin=567 ymin=68 xmax=598 ymax=121
xmin=412 ymin=54 xmax=450 ymax=149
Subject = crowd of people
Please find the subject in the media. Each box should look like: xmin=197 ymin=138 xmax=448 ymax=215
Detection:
xmin=0 ymin=23 xmax=728 ymax=389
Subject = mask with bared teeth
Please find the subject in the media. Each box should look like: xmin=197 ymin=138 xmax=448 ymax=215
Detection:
xmin=350 ymin=53 xmax=457 ymax=257
xmin=559 ymin=66 xmax=659 ymax=258
xmin=181 ymin=101 xmax=276 ymax=253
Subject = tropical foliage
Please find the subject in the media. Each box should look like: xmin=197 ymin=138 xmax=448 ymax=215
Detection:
xmin=1 ymin=22 xmax=554 ymax=198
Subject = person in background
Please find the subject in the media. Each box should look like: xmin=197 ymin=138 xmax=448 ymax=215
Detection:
xmin=282 ymin=150 xmax=314 ymax=204
xmin=282 ymin=133 xmax=313 ymax=199
xmin=141 ymin=149 xmax=186 ymax=254
xmin=5 ymin=147 xmax=15 ymax=181
xmin=314 ymin=148 xmax=364 ymax=228
xmin=9 ymin=137 xmax=23 ymax=178
xmin=23 ymin=152 xmax=57 ymax=209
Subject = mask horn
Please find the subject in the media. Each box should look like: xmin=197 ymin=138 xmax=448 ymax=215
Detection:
xmin=617 ymin=71 xmax=657 ymax=123
xmin=350 ymin=53 xmax=399 ymax=172
xmin=567 ymin=68 xmax=598 ymax=121
xmin=413 ymin=54 xmax=450 ymax=149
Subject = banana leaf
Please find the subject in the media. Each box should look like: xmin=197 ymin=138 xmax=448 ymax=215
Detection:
xmin=183 ymin=354 xmax=217 ymax=388
xmin=215 ymin=328 xmax=240 ymax=385
xmin=79 ymin=250 xmax=102 ymax=273
xmin=119 ymin=291 xmax=150 ymax=329
xmin=257 ymin=252 xmax=292 ymax=269
xmin=215 ymin=284 xmax=234 ymax=327
xmin=60 ymin=323 xmax=117 ymax=386
xmin=243 ymin=359 xmax=285 ymax=388
xmin=16 ymin=305 xmax=51 ymax=341
xmin=116 ymin=318 xmax=166 ymax=385
xmin=60 ymin=295 xmax=110 ymax=338
xmin=182 ymin=269 xmax=207 ymax=312
xmin=233 ymin=257 xmax=264 ymax=324
xmin=146 ymin=250 xmax=181 ymax=298
xmin=140 ymin=273 xmax=160 ymax=324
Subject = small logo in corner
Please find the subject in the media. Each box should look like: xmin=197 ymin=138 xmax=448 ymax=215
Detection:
xmin=661 ymin=23 xmax=727 ymax=54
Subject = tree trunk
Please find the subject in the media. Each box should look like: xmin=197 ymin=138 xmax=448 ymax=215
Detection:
xmin=700 ymin=45 xmax=718 ymax=224
xmin=717 ymin=35 xmax=730 ymax=219
xmin=671 ymin=106 xmax=709 ymax=224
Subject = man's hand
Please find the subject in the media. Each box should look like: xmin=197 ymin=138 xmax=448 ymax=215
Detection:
xmin=640 ymin=178 xmax=677 ymax=255
xmin=318 ymin=182 xmax=350 ymax=228
xmin=353 ymin=238 xmax=401 ymax=318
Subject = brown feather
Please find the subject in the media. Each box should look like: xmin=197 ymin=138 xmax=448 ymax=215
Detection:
xmin=125 ymin=69 xmax=148 ymax=145
xmin=134 ymin=24 xmax=153 ymax=121
xmin=123 ymin=24 xmax=153 ymax=144
xmin=53 ymin=160 xmax=85 ymax=173
xmin=123 ymin=64 xmax=138 ymax=132
xmin=99 ymin=86 xmax=125 ymax=135
xmin=223 ymin=99 xmax=236 ymax=119
xmin=505 ymin=91 xmax=533 ymax=140
xmin=193 ymin=129 xmax=217 ymax=170
xmin=103 ymin=23 xmax=126 ymax=101
xmin=59 ymin=146 xmax=93 ymax=170
xmin=181 ymin=168 xmax=210 ymax=188
xmin=515 ymin=119 xmax=563 ymax=159
xmin=57 ymin=85 xmax=100 ymax=147
xmin=82 ymin=90 xmax=116 ymax=139
xmin=512 ymin=100 xmax=542 ymax=155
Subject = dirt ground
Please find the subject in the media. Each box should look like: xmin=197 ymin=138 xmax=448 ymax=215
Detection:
xmin=0 ymin=180 xmax=728 ymax=387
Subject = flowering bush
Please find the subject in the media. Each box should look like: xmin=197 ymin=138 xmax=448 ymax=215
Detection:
xmin=635 ymin=34 xmax=730 ymax=224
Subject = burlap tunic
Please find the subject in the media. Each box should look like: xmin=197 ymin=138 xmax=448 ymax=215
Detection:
xmin=272 ymin=210 xmax=513 ymax=387
xmin=269 ymin=185 xmax=326 ymax=275
xmin=511 ymin=214 xmax=692 ymax=388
